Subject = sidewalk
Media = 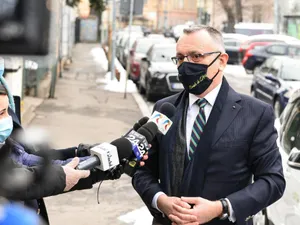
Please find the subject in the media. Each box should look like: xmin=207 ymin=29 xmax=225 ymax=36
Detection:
xmin=27 ymin=43 xmax=153 ymax=225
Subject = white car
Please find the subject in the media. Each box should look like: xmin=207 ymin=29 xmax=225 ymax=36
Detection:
xmin=254 ymin=89 xmax=300 ymax=225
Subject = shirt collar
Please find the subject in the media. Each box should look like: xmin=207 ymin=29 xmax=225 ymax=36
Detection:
xmin=188 ymin=81 xmax=222 ymax=109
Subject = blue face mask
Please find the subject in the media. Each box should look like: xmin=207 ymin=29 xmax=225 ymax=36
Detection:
xmin=0 ymin=116 xmax=13 ymax=143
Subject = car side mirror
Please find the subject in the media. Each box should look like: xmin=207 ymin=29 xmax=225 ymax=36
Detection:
xmin=288 ymin=147 xmax=300 ymax=169
xmin=265 ymin=74 xmax=278 ymax=82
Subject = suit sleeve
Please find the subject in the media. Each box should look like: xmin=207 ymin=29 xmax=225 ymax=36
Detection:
xmin=132 ymin=102 xmax=164 ymax=215
xmin=227 ymin=104 xmax=286 ymax=224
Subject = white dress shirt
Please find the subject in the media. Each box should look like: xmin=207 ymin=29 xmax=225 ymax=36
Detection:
xmin=152 ymin=81 xmax=236 ymax=222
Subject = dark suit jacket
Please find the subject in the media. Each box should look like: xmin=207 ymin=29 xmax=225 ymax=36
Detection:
xmin=132 ymin=79 xmax=285 ymax=225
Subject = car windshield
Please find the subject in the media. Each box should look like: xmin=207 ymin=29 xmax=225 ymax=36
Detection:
xmin=152 ymin=47 xmax=176 ymax=62
xmin=281 ymin=61 xmax=300 ymax=81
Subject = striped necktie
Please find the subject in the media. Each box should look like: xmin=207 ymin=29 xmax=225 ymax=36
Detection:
xmin=189 ymin=98 xmax=207 ymax=160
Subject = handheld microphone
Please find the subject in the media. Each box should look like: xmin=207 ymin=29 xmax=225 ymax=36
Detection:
xmin=148 ymin=102 xmax=176 ymax=135
xmin=124 ymin=122 xmax=158 ymax=160
xmin=124 ymin=102 xmax=176 ymax=176
xmin=76 ymin=138 xmax=132 ymax=171
xmin=133 ymin=116 xmax=149 ymax=131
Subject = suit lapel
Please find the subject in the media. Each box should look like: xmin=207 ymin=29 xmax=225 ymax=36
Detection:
xmin=212 ymin=86 xmax=242 ymax=146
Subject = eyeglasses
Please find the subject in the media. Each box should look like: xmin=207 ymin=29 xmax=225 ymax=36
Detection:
xmin=171 ymin=51 xmax=221 ymax=65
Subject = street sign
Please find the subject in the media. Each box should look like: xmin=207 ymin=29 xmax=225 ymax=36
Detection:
xmin=120 ymin=0 xmax=144 ymax=16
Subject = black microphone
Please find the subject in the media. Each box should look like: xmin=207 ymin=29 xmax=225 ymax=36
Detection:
xmin=133 ymin=116 xmax=149 ymax=131
xmin=124 ymin=103 xmax=176 ymax=176
xmin=124 ymin=122 xmax=158 ymax=161
xmin=76 ymin=138 xmax=132 ymax=171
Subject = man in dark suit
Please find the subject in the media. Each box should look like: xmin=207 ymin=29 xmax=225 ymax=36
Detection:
xmin=132 ymin=25 xmax=285 ymax=225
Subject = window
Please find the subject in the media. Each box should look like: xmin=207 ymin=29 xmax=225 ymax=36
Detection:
xmin=266 ymin=45 xmax=287 ymax=55
xmin=224 ymin=40 xmax=239 ymax=47
xmin=282 ymin=101 xmax=300 ymax=154
xmin=269 ymin=59 xmax=281 ymax=77
xmin=179 ymin=0 xmax=184 ymax=9
xmin=280 ymin=60 xmax=300 ymax=81
xmin=260 ymin=58 xmax=273 ymax=73
xmin=288 ymin=47 xmax=300 ymax=56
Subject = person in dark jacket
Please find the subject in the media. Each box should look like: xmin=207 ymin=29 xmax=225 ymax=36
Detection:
xmin=132 ymin=25 xmax=285 ymax=225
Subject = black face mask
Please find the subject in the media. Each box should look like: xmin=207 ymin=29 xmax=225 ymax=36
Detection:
xmin=178 ymin=55 xmax=220 ymax=95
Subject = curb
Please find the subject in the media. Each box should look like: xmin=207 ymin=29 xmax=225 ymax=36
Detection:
xmin=107 ymin=55 xmax=152 ymax=117
xmin=132 ymin=92 xmax=151 ymax=117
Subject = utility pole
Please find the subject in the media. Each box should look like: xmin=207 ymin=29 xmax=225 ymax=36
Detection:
xmin=163 ymin=0 xmax=168 ymax=32
xmin=124 ymin=0 xmax=134 ymax=99
xmin=274 ymin=0 xmax=279 ymax=34
xmin=197 ymin=0 xmax=202 ymax=24
xmin=110 ymin=0 xmax=117 ymax=80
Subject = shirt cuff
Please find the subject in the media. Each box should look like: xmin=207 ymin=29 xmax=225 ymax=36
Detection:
xmin=152 ymin=192 xmax=165 ymax=213
xmin=225 ymin=198 xmax=236 ymax=223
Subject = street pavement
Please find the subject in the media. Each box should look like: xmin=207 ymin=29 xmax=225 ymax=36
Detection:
xmin=27 ymin=43 xmax=253 ymax=225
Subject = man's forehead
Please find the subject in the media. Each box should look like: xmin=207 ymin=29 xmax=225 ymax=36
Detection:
xmin=176 ymin=32 xmax=217 ymax=53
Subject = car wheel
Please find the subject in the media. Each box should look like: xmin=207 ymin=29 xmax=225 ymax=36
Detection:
xmin=253 ymin=210 xmax=269 ymax=225
xmin=274 ymin=98 xmax=282 ymax=118
xmin=146 ymin=79 xmax=155 ymax=102
xmin=251 ymin=89 xmax=256 ymax=98
xmin=138 ymin=81 xmax=145 ymax=94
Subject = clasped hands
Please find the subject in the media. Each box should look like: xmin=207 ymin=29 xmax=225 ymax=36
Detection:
xmin=157 ymin=194 xmax=223 ymax=225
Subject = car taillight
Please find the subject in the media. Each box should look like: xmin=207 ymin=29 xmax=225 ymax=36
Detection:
xmin=242 ymin=51 xmax=253 ymax=65
xmin=131 ymin=62 xmax=140 ymax=76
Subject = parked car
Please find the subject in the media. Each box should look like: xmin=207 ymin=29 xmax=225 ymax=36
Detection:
xmin=253 ymin=88 xmax=300 ymax=225
xmin=234 ymin=22 xmax=274 ymax=36
xmin=239 ymin=34 xmax=299 ymax=60
xmin=118 ymin=32 xmax=144 ymax=67
xmin=251 ymin=56 xmax=300 ymax=118
xmin=129 ymin=37 xmax=176 ymax=83
xmin=243 ymin=42 xmax=300 ymax=73
xmin=146 ymin=34 xmax=165 ymax=39
xmin=222 ymin=33 xmax=248 ymax=64
xmin=139 ymin=43 xmax=183 ymax=101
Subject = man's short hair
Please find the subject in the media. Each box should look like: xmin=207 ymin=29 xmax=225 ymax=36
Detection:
xmin=183 ymin=25 xmax=225 ymax=51
xmin=0 ymin=83 xmax=7 ymax=95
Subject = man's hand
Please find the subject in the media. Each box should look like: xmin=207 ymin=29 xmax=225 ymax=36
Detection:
xmin=62 ymin=157 xmax=90 ymax=191
xmin=157 ymin=194 xmax=197 ymax=223
xmin=139 ymin=153 xmax=148 ymax=167
xmin=169 ymin=197 xmax=223 ymax=225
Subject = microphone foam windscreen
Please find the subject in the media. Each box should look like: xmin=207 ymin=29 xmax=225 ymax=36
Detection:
xmin=137 ymin=127 xmax=153 ymax=143
xmin=133 ymin=116 xmax=149 ymax=131
xmin=137 ymin=122 xmax=158 ymax=142
xmin=159 ymin=102 xmax=176 ymax=118
xmin=111 ymin=137 xmax=133 ymax=160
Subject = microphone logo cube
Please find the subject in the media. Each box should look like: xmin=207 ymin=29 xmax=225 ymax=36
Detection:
xmin=149 ymin=111 xmax=173 ymax=135
xmin=125 ymin=130 xmax=149 ymax=160
xmin=91 ymin=143 xmax=119 ymax=171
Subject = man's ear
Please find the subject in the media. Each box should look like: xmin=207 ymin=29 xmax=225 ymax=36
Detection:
xmin=218 ymin=53 xmax=229 ymax=71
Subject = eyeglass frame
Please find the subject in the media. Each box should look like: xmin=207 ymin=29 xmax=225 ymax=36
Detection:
xmin=171 ymin=51 xmax=222 ymax=65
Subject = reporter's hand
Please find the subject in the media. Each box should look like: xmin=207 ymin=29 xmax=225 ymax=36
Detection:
xmin=76 ymin=143 xmax=99 ymax=157
xmin=106 ymin=164 xmax=124 ymax=180
xmin=62 ymin=157 xmax=90 ymax=191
